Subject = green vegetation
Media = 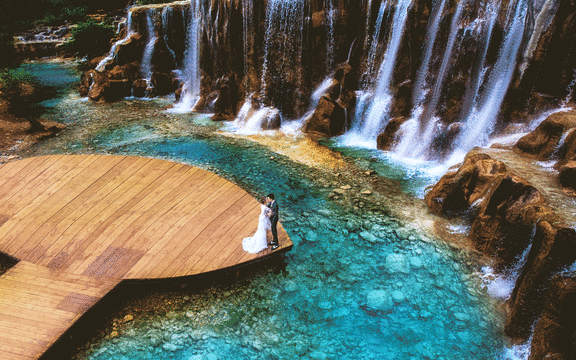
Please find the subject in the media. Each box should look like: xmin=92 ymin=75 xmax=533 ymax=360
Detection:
xmin=0 ymin=68 xmax=52 ymax=129
xmin=64 ymin=20 xmax=116 ymax=59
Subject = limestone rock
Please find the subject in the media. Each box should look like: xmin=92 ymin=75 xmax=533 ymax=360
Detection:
xmin=377 ymin=117 xmax=409 ymax=151
xmin=151 ymin=72 xmax=175 ymax=96
xmin=469 ymin=174 xmax=550 ymax=269
xmin=506 ymin=222 xmax=576 ymax=341
xmin=515 ymin=111 xmax=576 ymax=159
xmin=559 ymin=161 xmax=576 ymax=190
xmin=304 ymin=96 xmax=346 ymax=137
xmin=132 ymin=79 xmax=148 ymax=98
xmin=424 ymin=152 xmax=507 ymax=216
xmin=529 ymin=275 xmax=576 ymax=360
xmin=115 ymin=34 xmax=145 ymax=66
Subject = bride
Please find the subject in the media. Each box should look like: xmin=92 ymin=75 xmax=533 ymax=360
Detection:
xmin=242 ymin=197 xmax=271 ymax=253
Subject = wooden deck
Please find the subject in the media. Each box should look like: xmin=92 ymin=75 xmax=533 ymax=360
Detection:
xmin=0 ymin=155 xmax=292 ymax=359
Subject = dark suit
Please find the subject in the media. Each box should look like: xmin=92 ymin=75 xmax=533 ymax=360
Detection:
xmin=269 ymin=200 xmax=279 ymax=245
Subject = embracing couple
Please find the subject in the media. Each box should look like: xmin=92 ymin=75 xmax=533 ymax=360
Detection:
xmin=242 ymin=193 xmax=279 ymax=253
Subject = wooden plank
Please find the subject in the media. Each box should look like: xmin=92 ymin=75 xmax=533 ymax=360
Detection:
xmin=40 ymin=157 xmax=159 ymax=272
xmin=0 ymin=155 xmax=103 ymax=254
xmin=37 ymin=157 xmax=154 ymax=268
xmin=64 ymin=159 xmax=178 ymax=275
xmin=0 ymin=156 xmax=58 ymax=207
xmin=23 ymin=156 xmax=137 ymax=263
xmin=123 ymin=175 xmax=233 ymax=279
xmin=159 ymin=193 xmax=256 ymax=278
xmin=119 ymin=169 xmax=216 ymax=251
xmin=67 ymin=160 xmax=183 ymax=273
xmin=88 ymin=165 xmax=197 ymax=255
xmin=192 ymin=202 xmax=263 ymax=274
xmin=129 ymin=178 xmax=238 ymax=279
xmin=5 ymin=156 xmax=127 ymax=257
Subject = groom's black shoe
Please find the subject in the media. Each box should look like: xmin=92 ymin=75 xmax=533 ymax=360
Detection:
xmin=271 ymin=243 xmax=279 ymax=250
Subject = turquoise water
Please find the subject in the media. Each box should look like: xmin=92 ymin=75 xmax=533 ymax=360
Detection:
xmin=26 ymin=63 xmax=508 ymax=359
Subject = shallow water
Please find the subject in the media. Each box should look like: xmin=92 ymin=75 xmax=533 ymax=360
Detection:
xmin=24 ymin=62 xmax=511 ymax=359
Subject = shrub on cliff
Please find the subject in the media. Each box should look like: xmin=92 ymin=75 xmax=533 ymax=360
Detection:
xmin=64 ymin=19 xmax=115 ymax=59
xmin=0 ymin=68 xmax=49 ymax=130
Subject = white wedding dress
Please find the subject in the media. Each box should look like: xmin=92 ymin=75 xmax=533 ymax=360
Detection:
xmin=242 ymin=204 xmax=271 ymax=253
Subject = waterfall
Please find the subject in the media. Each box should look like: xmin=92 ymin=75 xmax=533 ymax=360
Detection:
xmin=561 ymin=69 xmax=576 ymax=107
xmin=170 ymin=0 xmax=203 ymax=113
xmin=352 ymin=0 xmax=413 ymax=145
xmin=260 ymin=0 xmax=307 ymax=107
xmin=395 ymin=0 xmax=456 ymax=158
xmin=140 ymin=9 xmax=158 ymax=81
xmin=450 ymin=0 xmax=528 ymax=161
xmin=360 ymin=0 xmax=392 ymax=89
xmin=96 ymin=12 xmax=134 ymax=72
xmin=242 ymin=0 xmax=254 ymax=92
xmin=161 ymin=6 xmax=178 ymax=65
xmin=325 ymin=0 xmax=337 ymax=70
xmin=411 ymin=0 xmax=447 ymax=108
xmin=458 ymin=1 xmax=499 ymax=124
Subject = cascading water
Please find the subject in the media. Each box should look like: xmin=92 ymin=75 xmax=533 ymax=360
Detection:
xmin=394 ymin=0 xmax=456 ymax=159
xmin=161 ymin=6 xmax=178 ymax=65
xmin=458 ymin=1 xmax=499 ymax=125
xmin=411 ymin=0 xmax=447 ymax=109
xmin=324 ymin=0 xmax=337 ymax=70
xmin=360 ymin=0 xmax=392 ymax=89
xmin=234 ymin=0 xmax=306 ymax=131
xmin=349 ymin=0 xmax=413 ymax=146
xmin=170 ymin=0 xmax=203 ymax=113
xmin=140 ymin=9 xmax=158 ymax=81
xmin=449 ymin=0 xmax=528 ymax=163
xmin=242 ymin=0 xmax=254 ymax=92
xmin=96 ymin=12 xmax=134 ymax=72
xmin=260 ymin=0 xmax=306 ymax=107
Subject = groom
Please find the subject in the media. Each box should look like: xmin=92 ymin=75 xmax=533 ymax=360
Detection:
xmin=267 ymin=193 xmax=279 ymax=250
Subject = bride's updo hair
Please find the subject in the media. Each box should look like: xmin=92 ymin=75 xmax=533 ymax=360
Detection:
xmin=259 ymin=196 xmax=267 ymax=204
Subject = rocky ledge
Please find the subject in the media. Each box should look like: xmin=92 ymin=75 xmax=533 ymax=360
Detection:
xmin=515 ymin=110 xmax=576 ymax=193
xmin=425 ymin=147 xmax=576 ymax=357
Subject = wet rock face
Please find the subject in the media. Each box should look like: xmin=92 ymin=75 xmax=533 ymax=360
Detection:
xmin=377 ymin=117 xmax=409 ymax=151
xmin=305 ymin=65 xmax=355 ymax=137
xmin=469 ymin=174 xmax=549 ymax=269
xmin=506 ymin=223 xmax=576 ymax=341
xmin=515 ymin=111 xmax=576 ymax=160
xmin=529 ymin=275 xmax=576 ymax=360
xmin=559 ymin=161 xmax=576 ymax=191
xmin=425 ymin=153 xmax=507 ymax=216
xmin=426 ymin=150 xmax=576 ymax=350
xmin=304 ymin=96 xmax=346 ymax=137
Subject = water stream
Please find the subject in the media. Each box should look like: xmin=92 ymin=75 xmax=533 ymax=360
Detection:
xmin=19 ymin=61 xmax=516 ymax=360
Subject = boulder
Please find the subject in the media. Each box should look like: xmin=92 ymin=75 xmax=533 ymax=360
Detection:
xmin=132 ymin=79 xmax=148 ymax=98
xmin=212 ymin=75 xmax=240 ymax=121
xmin=431 ymin=122 xmax=463 ymax=158
xmin=559 ymin=161 xmax=576 ymax=190
xmin=377 ymin=117 xmax=409 ymax=151
xmin=529 ymin=275 xmax=576 ymax=360
xmin=556 ymin=129 xmax=576 ymax=167
xmin=515 ymin=111 xmax=576 ymax=159
xmin=304 ymin=96 xmax=346 ymax=137
xmin=506 ymin=223 xmax=576 ymax=341
xmin=88 ymin=55 xmax=107 ymax=70
xmin=150 ymin=72 xmax=174 ymax=96
xmin=469 ymin=174 xmax=551 ymax=269
xmin=115 ymin=34 xmax=145 ymax=66
xmin=86 ymin=70 xmax=111 ymax=103
xmin=425 ymin=153 xmax=507 ymax=216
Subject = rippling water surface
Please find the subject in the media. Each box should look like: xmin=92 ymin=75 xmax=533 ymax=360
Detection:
xmin=24 ymin=62 xmax=511 ymax=359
